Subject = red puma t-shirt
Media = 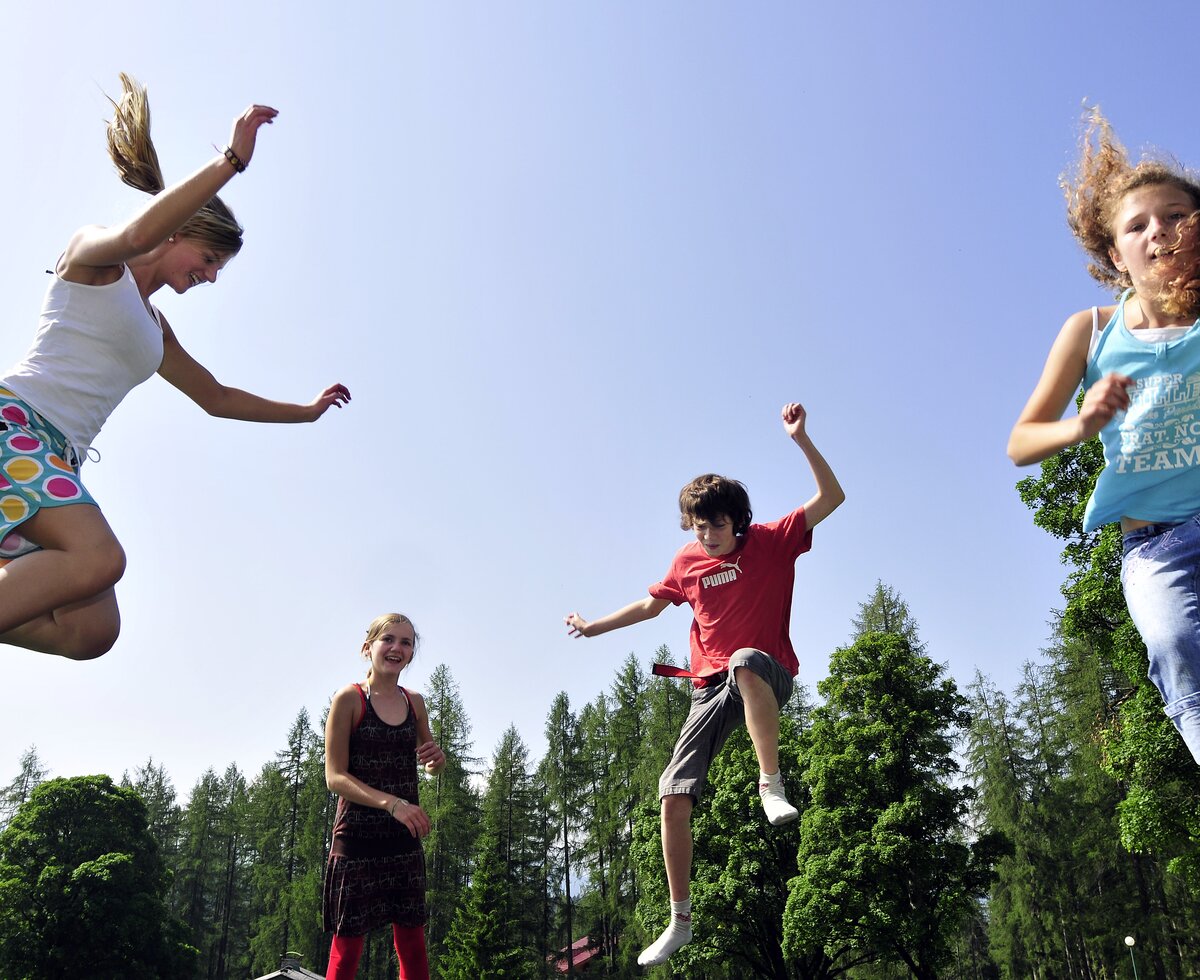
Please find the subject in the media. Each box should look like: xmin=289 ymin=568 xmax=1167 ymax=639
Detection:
xmin=649 ymin=507 xmax=812 ymax=684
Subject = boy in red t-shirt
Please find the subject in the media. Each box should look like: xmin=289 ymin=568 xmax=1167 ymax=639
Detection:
xmin=565 ymin=401 xmax=844 ymax=967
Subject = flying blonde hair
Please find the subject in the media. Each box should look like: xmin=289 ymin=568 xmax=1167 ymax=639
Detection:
xmin=106 ymin=73 xmax=244 ymax=255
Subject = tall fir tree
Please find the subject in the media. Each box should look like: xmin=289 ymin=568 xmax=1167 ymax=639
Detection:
xmin=421 ymin=663 xmax=482 ymax=964
xmin=440 ymin=726 xmax=542 ymax=979
xmin=542 ymin=692 xmax=585 ymax=973
xmin=0 ymin=745 xmax=49 ymax=831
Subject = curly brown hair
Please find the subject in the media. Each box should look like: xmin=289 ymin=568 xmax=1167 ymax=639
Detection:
xmin=106 ymin=73 xmax=244 ymax=256
xmin=1062 ymin=107 xmax=1200 ymax=298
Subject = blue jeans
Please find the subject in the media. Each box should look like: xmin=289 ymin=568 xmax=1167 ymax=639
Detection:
xmin=1122 ymin=517 xmax=1200 ymax=764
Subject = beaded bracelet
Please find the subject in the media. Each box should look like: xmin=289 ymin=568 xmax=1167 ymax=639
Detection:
xmin=223 ymin=146 xmax=247 ymax=173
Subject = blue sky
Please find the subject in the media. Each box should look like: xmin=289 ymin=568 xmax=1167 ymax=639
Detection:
xmin=2 ymin=2 xmax=1196 ymax=795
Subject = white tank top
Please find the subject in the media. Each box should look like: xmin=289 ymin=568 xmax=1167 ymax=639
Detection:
xmin=2 ymin=265 xmax=165 ymax=454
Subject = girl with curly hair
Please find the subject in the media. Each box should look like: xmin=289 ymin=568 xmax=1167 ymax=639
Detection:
xmin=1010 ymin=109 xmax=1200 ymax=764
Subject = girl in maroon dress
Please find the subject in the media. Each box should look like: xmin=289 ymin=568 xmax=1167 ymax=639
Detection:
xmin=323 ymin=614 xmax=446 ymax=980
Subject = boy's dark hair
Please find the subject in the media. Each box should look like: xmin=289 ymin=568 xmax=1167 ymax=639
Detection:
xmin=678 ymin=474 xmax=753 ymax=536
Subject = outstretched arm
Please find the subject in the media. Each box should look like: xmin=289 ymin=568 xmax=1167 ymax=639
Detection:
xmin=565 ymin=595 xmax=670 ymax=638
xmin=325 ymin=686 xmax=431 ymax=839
xmin=63 ymin=104 xmax=277 ymax=273
xmin=158 ymin=317 xmax=350 ymax=422
xmin=1008 ymin=308 xmax=1130 ymax=465
xmin=782 ymin=402 xmax=845 ymax=530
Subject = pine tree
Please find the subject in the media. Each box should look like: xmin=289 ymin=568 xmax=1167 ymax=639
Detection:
xmin=122 ymin=757 xmax=182 ymax=869
xmin=421 ymin=663 xmax=482 ymax=964
xmin=542 ymin=692 xmax=584 ymax=974
xmin=246 ymin=710 xmax=326 ymax=975
xmin=441 ymin=726 xmax=542 ymax=979
xmin=0 ymin=745 xmax=49 ymax=831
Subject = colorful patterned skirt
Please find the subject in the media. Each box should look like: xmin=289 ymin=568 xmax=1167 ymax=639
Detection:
xmin=0 ymin=388 xmax=97 ymax=560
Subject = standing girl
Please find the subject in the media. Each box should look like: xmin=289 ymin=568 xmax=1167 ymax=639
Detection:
xmin=1009 ymin=109 xmax=1200 ymax=764
xmin=323 ymin=613 xmax=446 ymax=980
xmin=0 ymin=74 xmax=350 ymax=660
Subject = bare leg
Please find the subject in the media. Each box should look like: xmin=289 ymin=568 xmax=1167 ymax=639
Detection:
xmin=735 ymin=666 xmax=780 ymax=772
xmin=0 ymin=588 xmax=121 ymax=660
xmin=638 ymin=793 xmax=695 ymax=967
xmin=0 ymin=505 xmax=125 ymax=657
xmin=661 ymin=792 xmax=693 ymax=902
xmin=735 ymin=666 xmax=797 ymax=825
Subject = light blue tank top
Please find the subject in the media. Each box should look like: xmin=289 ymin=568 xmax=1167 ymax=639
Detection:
xmin=1084 ymin=291 xmax=1200 ymax=530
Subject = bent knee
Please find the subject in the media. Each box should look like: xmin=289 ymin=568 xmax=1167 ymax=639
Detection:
xmin=81 ymin=541 xmax=127 ymax=592
xmin=57 ymin=604 xmax=121 ymax=661
xmin=62 ymin=620 xmax=120 ymax=661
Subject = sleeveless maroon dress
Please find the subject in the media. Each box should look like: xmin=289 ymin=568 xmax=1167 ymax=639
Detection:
xmin=322 ymin=684 xmax=427 ymax=935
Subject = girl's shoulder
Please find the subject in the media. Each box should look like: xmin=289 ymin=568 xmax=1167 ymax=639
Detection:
xmin=1056 ymin=305 xmax=1114 ymax=357
xmin=403 ymin=687 xmax=428 ymax=715
xmin=331 ymin=681 xmax=368 ymax=711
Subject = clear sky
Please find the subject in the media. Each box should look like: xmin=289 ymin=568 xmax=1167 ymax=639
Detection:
xmin=2 ymin=1 xmax=1196 ymax=795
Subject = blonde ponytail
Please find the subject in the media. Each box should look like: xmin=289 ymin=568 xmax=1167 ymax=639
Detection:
xmin=104 ymin=73 xmax=244 ymax=255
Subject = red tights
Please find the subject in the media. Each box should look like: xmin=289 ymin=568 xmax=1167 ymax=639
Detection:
xmin=327 ymin=925 xmax=428 ymax=980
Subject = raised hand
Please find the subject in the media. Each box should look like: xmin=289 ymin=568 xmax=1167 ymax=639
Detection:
xmin=781 ymin=402 xmax=808 ymax=440
xmin=227 ymin=104 xmax=279 ymax=169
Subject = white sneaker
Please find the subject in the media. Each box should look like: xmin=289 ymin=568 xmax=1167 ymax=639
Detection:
xmin=759 ymin=780 xmax=798 ymax=826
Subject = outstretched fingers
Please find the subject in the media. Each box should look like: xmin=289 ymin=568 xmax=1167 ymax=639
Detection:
xmin=311 ymin=383 xmax=352 ymax=418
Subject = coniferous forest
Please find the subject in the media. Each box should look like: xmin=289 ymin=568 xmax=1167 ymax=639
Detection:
xmin=2 ymin=452 xmax=1200 ymax=978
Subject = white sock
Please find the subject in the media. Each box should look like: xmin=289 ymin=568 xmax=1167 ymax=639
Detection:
xmin=758 ymin=770 xmax=798 ymax=826
xmin=637 ymin=899 xmax=692 ymax=966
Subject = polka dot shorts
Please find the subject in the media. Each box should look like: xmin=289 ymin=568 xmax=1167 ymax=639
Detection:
xmin=0 ymin=388 xmax=97 ymax=560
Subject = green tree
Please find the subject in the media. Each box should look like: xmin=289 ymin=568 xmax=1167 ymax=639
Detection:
xmin=122 ymin=757 xmax=182 ymax=868
xmin=784 ymin=631 xmax=1003 ymax=979
xmin=542 ymin=692 xmax=584 ymax=974
xmin=441 ymin=726 xmax=542 ymax=979
xmin=422 ymin=663 xmax=482 ymax=965
xmin=850 ymin=580 xmax=923 ymax=650
xmin=1016 ymin=432 xmax=1200 ymax=899
xmin=0 ymin=774 xmax=195 ymax=979
xmin=246 ymin=709 xmax=328 ymax=975
xmin=0 ymin=745 xmax=49 ymax=831
xmin=967 ymin=656 xmax=1200 ymax=978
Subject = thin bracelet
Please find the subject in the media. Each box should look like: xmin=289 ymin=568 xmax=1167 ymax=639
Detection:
xmin=388 ymin=797 xmax=407 ymax=818
xmin=222 ymin=146 xmax=247 ymax=173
